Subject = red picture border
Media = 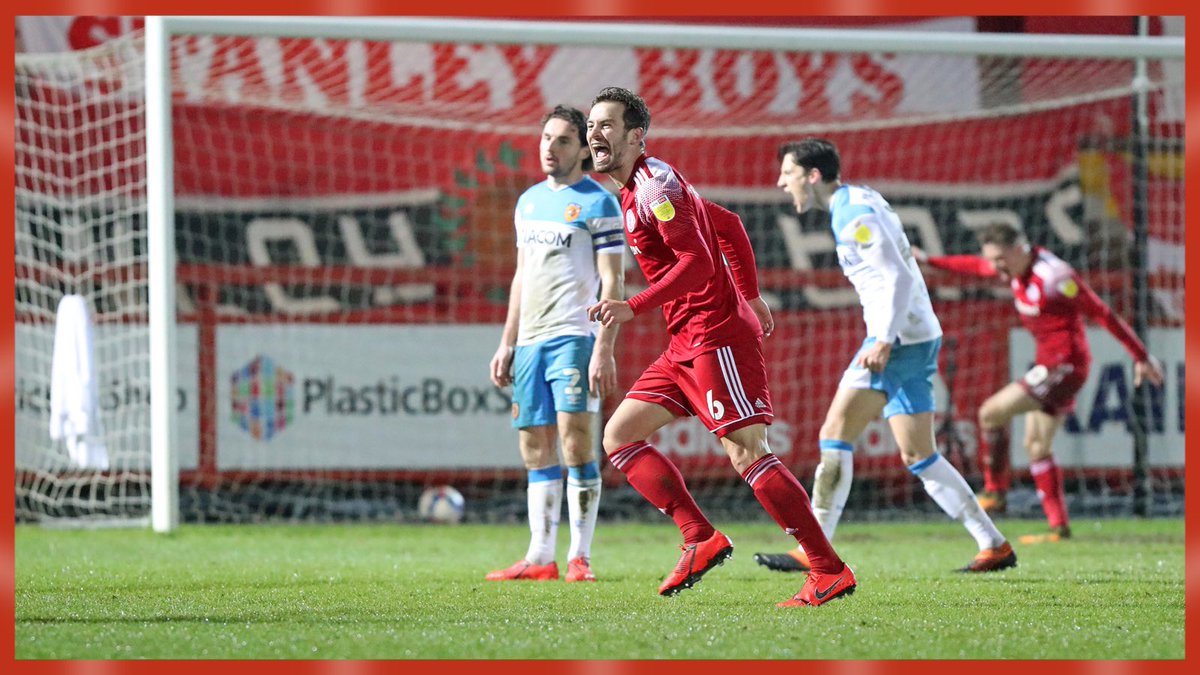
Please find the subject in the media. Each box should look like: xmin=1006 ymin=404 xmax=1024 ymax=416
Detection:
xmin=2 ymin=3 xmax=1195 ymax=674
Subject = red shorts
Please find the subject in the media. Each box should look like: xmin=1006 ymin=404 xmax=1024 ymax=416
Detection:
xmin=626 ymin=338 xmax=773 ymax=437
xmin=1018 ymin=362 xmax=1088 ymax=416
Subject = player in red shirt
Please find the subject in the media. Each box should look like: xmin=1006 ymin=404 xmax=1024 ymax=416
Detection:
xmin=584 ymin=86 xmax=855 ymax=606
xmin=916 ymin=222 xmax=1163 ymax=542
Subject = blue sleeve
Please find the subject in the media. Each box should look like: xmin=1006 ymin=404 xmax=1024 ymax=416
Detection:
xmin=513 ymin=192 xmax=525 ymax=226
xmin=597 ymin=193 xmax=620 ymax=218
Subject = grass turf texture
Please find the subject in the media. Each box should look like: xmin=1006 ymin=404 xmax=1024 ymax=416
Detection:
xmin=16 ymin=518 xmax=1183 ymax=659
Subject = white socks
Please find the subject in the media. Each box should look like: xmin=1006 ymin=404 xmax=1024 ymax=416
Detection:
xmin=910 ymin=453 xmax=1006 ymax=550
xmin=566 ymin=462 xmax=602 ymax=561
xmin=524 ymin=462 xmax=602 ymax=564
xmin=524 ymin=466 xmax=562 ymax=565
xmin=812 ymin=440 xmax=855 ymax=541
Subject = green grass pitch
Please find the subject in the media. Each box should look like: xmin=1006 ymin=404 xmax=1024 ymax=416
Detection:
xmin=15 ymin=518 xmax=1183 ymax=659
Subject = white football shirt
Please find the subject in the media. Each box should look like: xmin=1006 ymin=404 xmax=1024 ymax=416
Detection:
xmin=830 ymin=184 xmax=942 ymax=345
xmin=513 ymin=176 xmax=623 ymax=345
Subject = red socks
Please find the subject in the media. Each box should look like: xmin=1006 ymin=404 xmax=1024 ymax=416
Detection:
xmin=742 ymin=454 xmax=843 ymax=574
xmin=1030 ymin=457 xmax=1069 ymax=529
xmin=981 ymin=427 xmax=1012 ymax=493
xmin=608 ymin=442 xmax=714 ymax=544
xmin=609 ymin=442 xmax=848 ymax=575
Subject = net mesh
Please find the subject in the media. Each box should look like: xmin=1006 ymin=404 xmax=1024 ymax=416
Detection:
xmin=16 ymin=34 xmax=151 ymax=523
xmin=14 ymin=23 xmax=1185 ymax=525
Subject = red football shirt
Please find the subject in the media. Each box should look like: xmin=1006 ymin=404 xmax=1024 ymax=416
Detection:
xmin=928 ymin=246 xmax=1148 ymax=371
xmin=620 ymin=154 xmax=762 ymax=361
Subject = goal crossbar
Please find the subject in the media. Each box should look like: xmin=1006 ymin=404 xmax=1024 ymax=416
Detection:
xmin=156 ymin=16 xmax=1185 ymax=60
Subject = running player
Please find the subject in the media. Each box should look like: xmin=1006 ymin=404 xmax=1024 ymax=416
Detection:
xmin=753 ymin=138 xmax=1015 ymax=574
xmin=486 ymin=105 xmax=624 ymax=582
xmin=586 ymin=87 xmax=855 ymax=607
xmin=915 ymin=222 xmax=1164 ymax=542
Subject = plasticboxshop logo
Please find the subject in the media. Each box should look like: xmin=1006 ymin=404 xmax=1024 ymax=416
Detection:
xmin=230 ymin=354 xmax=513 ymax=441
xmin=301 ymin=375 xmax=511 ymax=416
xmin=230 ymin=355 xmax=296 ymax=441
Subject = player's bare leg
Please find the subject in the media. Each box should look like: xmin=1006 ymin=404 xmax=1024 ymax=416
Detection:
xmin=977 ymin=383 xmax=1044 ymax=513
xmin=603 ymin=398 xmax=727 ymax=595
xmin=486 ymin=425 xmax=562 ymax=581
xmin=890 ymin=411 xmax=1014 ymax=572
xmin=753 ymin=386 xmax=881 ymax=573
xmin=1019 ymin=410 xmax=1071 ymax=544
xmin=558 ymin=410 xmax=601 ymax=581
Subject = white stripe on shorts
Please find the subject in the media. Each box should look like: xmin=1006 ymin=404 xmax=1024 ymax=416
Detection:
xmin=717 ymin=346 xmax=754 ymax=419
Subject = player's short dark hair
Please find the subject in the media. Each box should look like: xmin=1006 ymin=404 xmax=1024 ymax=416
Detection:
xmin=592 ymin=86 xmax=651 ymax=137
xmin=977 ymin=222 xmax=1024 ymax=247
xmin=778 ymin=138 xmax=840 ymax=182
xmin=542 ymin=104 xmax=592 ymax=171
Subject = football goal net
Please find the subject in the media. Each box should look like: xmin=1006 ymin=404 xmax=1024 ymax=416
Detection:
xmin=14 ymin=16 xmax=1184 ymax=531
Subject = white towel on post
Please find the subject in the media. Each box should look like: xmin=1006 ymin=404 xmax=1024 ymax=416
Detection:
xmin=48 ymin=294 xmax=109 ymax=470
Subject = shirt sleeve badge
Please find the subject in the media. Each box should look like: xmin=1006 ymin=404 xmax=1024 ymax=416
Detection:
xmin=650 ymin=195 xmax=676 ymax=222
xmin=1058 ymin=278 xmax=1079 ymax=299
xmin=853 ymin=223 xmax=872 ymax=245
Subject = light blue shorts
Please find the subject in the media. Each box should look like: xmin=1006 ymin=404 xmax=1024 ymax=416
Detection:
xmin=512 ymin=335 xmax=599 ymax=429
xmin=839 ymin=337 xmax=941 ymax=418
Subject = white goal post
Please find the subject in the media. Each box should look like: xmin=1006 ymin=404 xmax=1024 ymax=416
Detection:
xmin=30 ymin=17 xmax=1180 ymax=530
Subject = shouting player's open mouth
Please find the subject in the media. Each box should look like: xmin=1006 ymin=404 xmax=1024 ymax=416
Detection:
xmin=591 ymin=143 xmax=611 ymax=166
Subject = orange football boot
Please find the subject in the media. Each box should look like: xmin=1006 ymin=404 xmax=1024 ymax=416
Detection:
xmin=1018 ymin=525 xmax=1071 ymax=545
xmin=658 ymin=530 xmax=733 ymax=596
xmin=778 ymin=563 xmax=857 ymax=607
xmin=485 ymin=559 xmax=559 ymax=581
xmin=959 ymin=541 xmax=1018 ymax=572
xmin=565 ymin=556 xmax=597 ymax=583
xmin=752 ymin=548 xmax=811 ymax=573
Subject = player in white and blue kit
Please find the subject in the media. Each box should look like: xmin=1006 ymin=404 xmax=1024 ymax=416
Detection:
xmin=754 ymin=138 xmax=1016 ymax=573
xmin=486 ymin=106 xmax=624 ymax=583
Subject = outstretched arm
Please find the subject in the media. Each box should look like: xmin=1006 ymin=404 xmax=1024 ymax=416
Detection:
xmin=916 ymin=247 xmax=998 ymax=279
xmin=1067 ymin=274 xmax=1164 ymax=386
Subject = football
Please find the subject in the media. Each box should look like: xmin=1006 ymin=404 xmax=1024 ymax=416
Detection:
xmin=417 ymin=485 xmax=465 ymax=524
